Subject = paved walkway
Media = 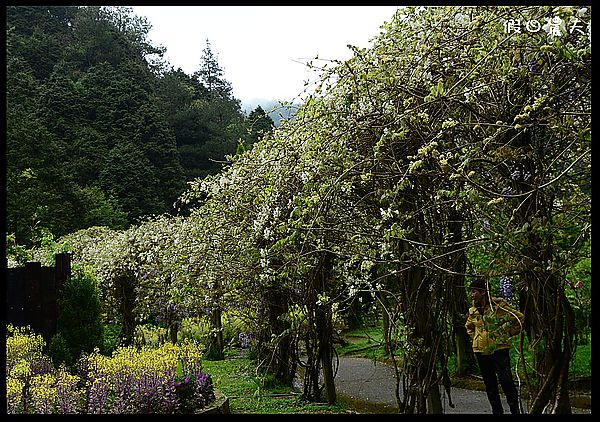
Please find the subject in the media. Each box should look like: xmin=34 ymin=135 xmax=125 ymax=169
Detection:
xmin=332 ymin=356 xmax=591 ymax=414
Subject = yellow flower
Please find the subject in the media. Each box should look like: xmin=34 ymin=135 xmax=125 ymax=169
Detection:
xmin=6 ymin=377 xmax=24 ymax=412
xmin=30 ymin=373 xmax=58 ymax=413
xmin=10 ymin=361 xmax=31 ymax=380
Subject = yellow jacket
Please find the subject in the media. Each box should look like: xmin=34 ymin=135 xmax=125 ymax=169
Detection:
xmin=465 ymin=297 xmax=524 ymax=354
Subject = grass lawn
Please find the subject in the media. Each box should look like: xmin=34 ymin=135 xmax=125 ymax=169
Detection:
xmin=202 ymin=354 xmax=356 ymax=414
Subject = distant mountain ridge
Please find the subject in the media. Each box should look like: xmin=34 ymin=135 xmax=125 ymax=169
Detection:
xmin=242 ymin=99 xmax=300 ymax=127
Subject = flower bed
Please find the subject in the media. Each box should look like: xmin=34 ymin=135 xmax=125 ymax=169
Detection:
xmin=6 ymin=325 xmax=216 ymax=414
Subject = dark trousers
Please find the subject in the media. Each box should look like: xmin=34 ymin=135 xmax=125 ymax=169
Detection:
xmin=475 ymin=348 xmax=520 ymax=414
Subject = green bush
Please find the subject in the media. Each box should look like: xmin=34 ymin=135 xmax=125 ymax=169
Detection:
xmin=51 ymin=266 xmax=104 ymax=366
xmin=48 ymin=332 xmax=72 ymax=367
xmin=101 ymin=323 xmax=122 ymax=355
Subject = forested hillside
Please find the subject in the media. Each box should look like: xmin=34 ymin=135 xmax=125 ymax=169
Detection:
xmin=6 ymin=5 xmax=276 ymax=246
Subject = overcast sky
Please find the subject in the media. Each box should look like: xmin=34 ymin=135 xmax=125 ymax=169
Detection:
xmin=130 ymin=6 xmax=400 ymax=109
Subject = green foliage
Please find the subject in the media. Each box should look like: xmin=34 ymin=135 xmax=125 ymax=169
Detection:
xmin=48 ymin=332 xmax=72 ymax=368
xmin=570 ymin=341 xmax=592 ymax=378
xmin=76 ymin=185 xmax=129 ymax=229
xmin=6 ymin=232 xmax=32 ymax=267
xmin=336 ymin=325 xmax=389 ymax=361
xmin=153 ymin=41 xmax=246 ymax=182
xmin=98 ymin=141 xmax=162 ymax=220
xmin=54 ymin=267 xmax=104 ymax=366
xmin=244 ymin=105 xmax=275 ymax=146
xmin=6 ymin=225 xmax=71 ymax=268
xmin=13 ymin=4 xmax=589 ymax=413
xmin=563 ymin=253 xmax=591 ymax=342
xmin=176 ymin=312 xmax=248 ymax=361
xmin=101 ymin=323 xmax=123 ymax=355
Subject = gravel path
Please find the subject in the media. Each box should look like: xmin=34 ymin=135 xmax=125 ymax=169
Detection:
xmin=332 ymin=356 xmax=591 ymax=414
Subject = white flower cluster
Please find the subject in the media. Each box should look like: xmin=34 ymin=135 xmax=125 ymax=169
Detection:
xmin=360 ymin=259 xmax=374 ymax=273
xmin=454 ymin=12 xmax=470 ymax=26
xmin=259 ymin=247 xmax=270 ymax=269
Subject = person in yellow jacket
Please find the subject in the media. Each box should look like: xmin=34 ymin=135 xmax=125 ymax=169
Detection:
xmin=465 ymin=278 xmax=524 ymax=414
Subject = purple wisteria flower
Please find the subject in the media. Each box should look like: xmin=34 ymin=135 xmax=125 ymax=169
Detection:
xmin=528 ymin=60 xmax=540 ymax=74
xmin=511 ymin=168 xmax=531 ymax=182
xmin=499 ymin=275 xmax=514 ymax=299
xmin=238 ymin=332 xmax=254 ymax=349
xmin=55 ymin=377 xmax=81 ymax=413
xmin=9 ymin=334 xmax=213 ymax=415
xmin=86 ymin=376 xmax=110 ymax=414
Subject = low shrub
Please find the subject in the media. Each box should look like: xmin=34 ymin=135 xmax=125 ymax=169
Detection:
xmin=48 ymin=333 xmax=72 ymax=369
xmin=78 ymin=338 xmax=212 ymax=413
xmin=28 ymin=367 xmax=84 ymax=414
xmin=135 ymin=323 xmax=168 ymax=347
xmin=50 ymin=266 xmax=104 ymax=367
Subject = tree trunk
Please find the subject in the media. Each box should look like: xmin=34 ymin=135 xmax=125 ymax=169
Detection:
xmin=427 ymin=382 xmax=443 ymax=414
xmin=302 ymin=250 xmax=337 ymax=403
xmin=517 ymin=196 xmax=576 ymax=413
xmin=168 ymin=320 xmax=179 ymax=344
xmin=398 ymin=264 xmax=440 ymax=413
xmin=526 ymin=283 xmax=575 ymax=413
xmin=382 ymin=305 xmax=392 ymax=355
xmin=258 ymin=281 xmax=295 ymax=386
xmin=379 ymin=288 xmax=393 ymax=356
xmin=318 ymin=308 xmax=336 ymax=404
xmin=207 ymin=305 xmax=224 ymax=359
xmin=453 ymin=326 xmax=471 ymax=377
xmin=446 ymin=209 xmax=471 ymax=377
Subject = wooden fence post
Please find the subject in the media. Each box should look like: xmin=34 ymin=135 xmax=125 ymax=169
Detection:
xmin=54 ymin=252 xmax=71 ymax=298
xmin=50 ymin=253 xmax=72 ymax=342
xmin=40 ymin=265 xmax=56 ymax=343
xmin=24 ymin=261 xmax=42 ymax=337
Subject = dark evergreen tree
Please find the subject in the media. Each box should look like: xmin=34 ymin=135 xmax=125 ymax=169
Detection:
xmin=244 ymin=105 xmax=275 ymax=146
xmin=194 ymin=39 xmax=232 ymax=98
xmin=98 ymin=142 xmax=163 ymax=222
xmin=155 ymin=68 xmax=209 ymax=118
xmin=5 ymin=6 xmax=77 ymax=79
xmin=155 ymin=68 xmax=212 ymax=181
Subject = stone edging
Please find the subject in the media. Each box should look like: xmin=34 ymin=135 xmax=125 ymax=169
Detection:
xmin=197 ymin=389 xmax=230 ymax=414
